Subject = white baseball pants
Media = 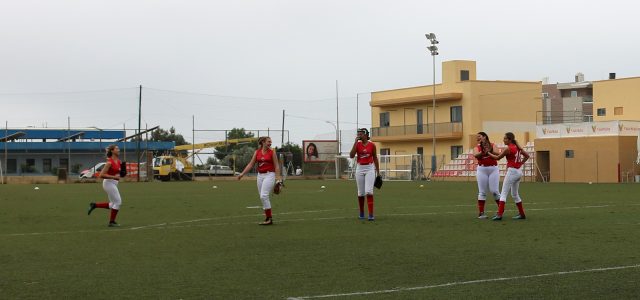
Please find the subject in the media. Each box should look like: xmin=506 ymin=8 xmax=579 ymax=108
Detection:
xmin=257 ymin=172 xmax=275 ymax=210
xmin=476 ymin=165 xmax=500 ymax=201
xmin=355 ymin=164 xmax=375 ymax=196
xmin=499 ymin=167 xmax=523 ymax=203
xmin=102 ymin=179 xmax=122 ymax=210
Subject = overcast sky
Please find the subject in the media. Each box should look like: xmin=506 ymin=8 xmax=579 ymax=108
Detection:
xmin=1 ymin=0 xmax=638 ymax=149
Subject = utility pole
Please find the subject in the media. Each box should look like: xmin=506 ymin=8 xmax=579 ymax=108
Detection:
xmin=137 ymin=85 xmax=142 ymax=182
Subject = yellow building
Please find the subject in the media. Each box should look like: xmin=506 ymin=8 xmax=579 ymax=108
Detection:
xmin=370 ymin=60 xmax=541 ymax=177
xmin=534 ymin=76 xmax=640 ymax=183
xmin=593 ymin=77 xmax=640 ymax=121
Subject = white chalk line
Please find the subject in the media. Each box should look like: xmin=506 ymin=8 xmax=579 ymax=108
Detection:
xmin=286 ymin=264 xmax=640 ymax=299
xmin=1 ymin=208 xmax=350 ymax=237
xmin=3 ymin=203 xmax=640 ymax=237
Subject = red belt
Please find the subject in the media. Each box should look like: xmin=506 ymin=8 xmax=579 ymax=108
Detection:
xmin=258 ymin=171 xmax=274 ymax=174
xmin=478 ymin=164 xmax=497 ymax=167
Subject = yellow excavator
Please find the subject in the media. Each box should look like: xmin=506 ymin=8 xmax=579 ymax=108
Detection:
xmin=152 ymin=137 xmax=256 ymax=181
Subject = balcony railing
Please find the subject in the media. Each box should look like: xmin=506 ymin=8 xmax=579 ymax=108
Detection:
xmin=537 ymin=111 xmax=588 ymax=125
xmin=371 ymin=122 xmax=463 ymax=139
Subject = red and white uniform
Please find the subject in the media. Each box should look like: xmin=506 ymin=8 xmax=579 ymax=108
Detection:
xmin=255 ymin=148 xmax=276 ymax=210
xmin=256 ymin=148 xmax=276 ymax=173
xmin=499 ymin=143 xmax=523 ymax=203
xmin=475 ymin=143 xmax=500 ymax=201
xmin=505 ymin=144 xmax=524 ymax=169
xmin=355 ymin=141 xmax=376 ymax=196
xmin=102 ymin=157 xmax=122 ymax=210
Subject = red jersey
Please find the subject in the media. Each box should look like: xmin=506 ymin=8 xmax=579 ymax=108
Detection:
xmin=505 ymin=143 xmax=523 ymax=169
xmin=356 ymin=141 xmax=375 ymax=165
xmin=476 ymin=143 xmax=497 ymax=166
xmin=256 ymin=148 xmax=276 ymax=173
xmin=106 ymin=157 xmax=121 ymax=177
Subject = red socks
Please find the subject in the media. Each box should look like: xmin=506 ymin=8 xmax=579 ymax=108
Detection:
xmin=366 ymin=195 xmax=374 ymax=216
xmin=358 ymin=196 xmax=365 ymax=215
xmin=477 ymin=200 xmax=486 ymax=214
xmin=96 ymin=202 xmax=109 ymax=209
xmin=109 ymin=209 xmax=119 ymax=222
xmin=265 ymin=209 xmax=272 ymax=218
xmin=516 ymin=202 xmax=525 ymax=216
xmin=497 ymin=201 xmax=505 ymax=216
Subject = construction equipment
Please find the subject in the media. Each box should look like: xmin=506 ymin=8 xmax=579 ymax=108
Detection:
xmin=152 ymin=137 xmax=256 ymax=181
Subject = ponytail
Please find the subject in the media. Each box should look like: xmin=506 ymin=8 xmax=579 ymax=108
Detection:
xmin=106 ymin=144 xmax=117 ymax=158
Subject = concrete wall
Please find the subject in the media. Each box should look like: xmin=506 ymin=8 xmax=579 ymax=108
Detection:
xmin=593 ymin=77 xmax=640 ymax=121
xmin=534 ymin=136 xmax=638 ymax=183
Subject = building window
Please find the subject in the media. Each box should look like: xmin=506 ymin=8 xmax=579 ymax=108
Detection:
xmin=59 ymin=158 xmax=69 ymax=171
xmin=565 ymin=150 xmax=574 ymax=158
xmin=460 ymin=70 xmax=469 ymax=81
xmin=450 ymin=106 xmax=462 ymax=122
xmin=541 ymin=92 xmax=549 ymax=98
xmin=379 ymin=112 xmax=390 ymax=127
xmin=43 ymin=159 xmax=52 ymax=173
xmin=583 ymin=115 xmax=593 ymax=122
xmin=380 ymin=148 xmax=390 ymax=163
xmin=570 ymin=90 xmax=578 ymax=97
xmin=7 ymin=159 xmax=17 ymax=173
xmin=582 ymin=96 xmax=593 ymax=103
xmin=416 ymin=109 xmax=424 ymax=134
xmin=451 ymin=146 xmax=464 ymax=160
xmin=597 ymin=108 xmax=606 ymax=116
xmin=614 ymin=107 xmax=623 ymax=115
xmin=24 ymin=159 xmax=36 ymax=173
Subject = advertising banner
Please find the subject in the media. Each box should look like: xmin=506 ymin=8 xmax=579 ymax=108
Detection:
xmin=303 ymin=140 xmax=338 ymax=162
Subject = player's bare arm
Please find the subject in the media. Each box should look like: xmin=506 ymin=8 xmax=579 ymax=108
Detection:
xmin=520 ymin=149 xmax=530 ymax=163
xmin=349 ymin=136 xmax=359 ymax=158
xmin=272 ymin=150 xmax=282 ymax=182
xmin=237 ymin=152 xmax=258 ymax=180
xmin=489 ymin=147 xmax=509 ymax=160
xmin=372 ymin=144 xmax=380 ymax=177
xmin=99 ymin=161 xmax=119 ymax=180
xmin=473 ymin=145 xmax=484 ymax=158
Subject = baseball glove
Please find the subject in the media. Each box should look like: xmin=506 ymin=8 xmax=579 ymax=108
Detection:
xmin=119 ymin=161 xmax=127 ymax=178
xmin=273 ymin=180 xmax=284 ymax=194
xmin=374 ymin=175 xmax=383 ymax=189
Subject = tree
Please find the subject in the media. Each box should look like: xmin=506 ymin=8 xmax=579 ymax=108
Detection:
xmin=214 ymin=128 xmax=256 ymax=160
xmin=222 ymin=145 xmax=257 ymax=173
xmin=149 ymin=126 xmax=189 ymax=146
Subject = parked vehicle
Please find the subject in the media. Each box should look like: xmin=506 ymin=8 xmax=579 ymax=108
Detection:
xmin=152 ymin=137 xmax=255 ymax=181
xmin=152 ymin=155 xmax=192 ymax=181
xmin=194 ymin=165 xmax=238 ymax=176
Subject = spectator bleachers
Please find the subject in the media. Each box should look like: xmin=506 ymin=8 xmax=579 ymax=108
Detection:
xmin=433 ymin=142 xmax=535 ymax=179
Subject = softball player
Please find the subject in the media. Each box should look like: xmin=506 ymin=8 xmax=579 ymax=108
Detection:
xmin=87 ymin=144 xmax=123 ymax=227
xmin=349 ymin=128 xmax=380 ymax=221
xmin=488 ymin=132 xmax=529 ymax=220
xmin=237 ymin=137 xmax=281 ymax=225
xmin=473 ymin=132 xmax=500 ymax=219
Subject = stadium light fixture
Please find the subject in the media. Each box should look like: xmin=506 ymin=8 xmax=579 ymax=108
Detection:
xmin=425 ymin=32 xmax=439 ymax=177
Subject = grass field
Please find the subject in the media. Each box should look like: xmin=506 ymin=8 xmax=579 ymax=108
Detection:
xmin=1 ymin=180 xmax=639 ymax=299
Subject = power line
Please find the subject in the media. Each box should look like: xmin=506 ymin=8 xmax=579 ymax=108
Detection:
xmin=144 ymin=87 xmax=343 ymax=103
xmin=285 ymin=114 xmax=370 ymax=126
xmin=0 ymin=87 xmax=137 ymax=96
